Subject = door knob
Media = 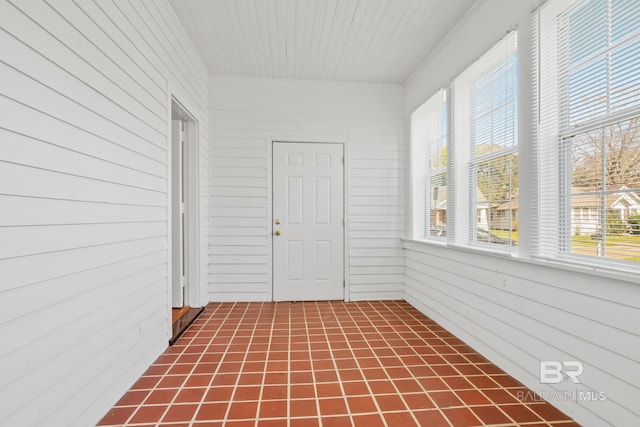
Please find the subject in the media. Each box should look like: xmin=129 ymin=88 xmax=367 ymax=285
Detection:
xmin=274 ymin=230 xmax=281 ymax=236
xmin=274 ymin=219 xmax=281 ymax=225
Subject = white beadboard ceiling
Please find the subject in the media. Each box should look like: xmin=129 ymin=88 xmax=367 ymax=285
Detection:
xmin=169 ymin=0 xmax=477 ymax=84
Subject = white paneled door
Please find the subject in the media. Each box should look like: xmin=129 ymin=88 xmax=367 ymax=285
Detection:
xmin=273 ymin=142 xmax=344 ymax=301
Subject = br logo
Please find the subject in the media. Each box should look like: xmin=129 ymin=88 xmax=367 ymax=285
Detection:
xmin=540 ymin=361 xmax=584 ymax=384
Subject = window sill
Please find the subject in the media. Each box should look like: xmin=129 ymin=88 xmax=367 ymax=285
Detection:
xmin=403 ymin=238 xmax=639 ymax=285
xmin=403 ymin=238 xmax=515 ymax=258
xmin=525 ymin=255 xmax=640 ymax=285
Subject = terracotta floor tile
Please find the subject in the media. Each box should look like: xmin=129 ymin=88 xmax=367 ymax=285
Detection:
xmin=471 ymin=405 xmax=512 ymax=425
xmin=161 ymin=403 xmax=198 ymax=422
xmin=129 ymin=405 xmax=167 ymax=424
xmin=362 ymin=368 xmax=388 ymax=380
xmin=316 ymin=382 xmax=343 ymax=398
xmin=290 ymin=399 xmax=318 ymax=417
xmin=185 ymin=374 xmax=214 ymax=388
xmin=483 ymin=388 xmax=520 ymax=404
xmin=175 ymin=387 xmax=206 ymax=403
xmin=342 ymin=381 xmax=370 ymax=396
xmin=114 ymin=390 xmax=149 ymax=406
xmin=418 ymin=377 xmax=448 ymax=391
xmin=375 ymin=393 xmax=407 ymax=411
xmin=204 ymin=387 xmax=233 ymax=402
xmin=393 ymin=379 xmax=422 ymax=393
xmin=266 ymin=361 xmax=288 ymax=371
xmin=403 ymin=392 xmax=435 ymax=410
xmin=195 ymin=402 xmax=228 ymax=421
xmin=429 ymin=391 xmax=465 ymax=408
xmin=352 ymin=413 xmax=386 ymax=427
xmin=528 ymin=402 xmax=574 ymax=421
xmin=385 ymin=366 xmax=412 ymax=379
xmin=290 ymin=417 xmax=320 ymax=427
xmin=500 ymin=403 xmax=545 ymax=423
xmin=233 ymin=386 xmax=261 ymax=401
xmin=98 ymin=301 xmax=576 ymax=427
xmin=413 ymin=409 xmax=451 ymax=427
xmin=347 ymin=395 xmax=378 ymax=414
xmin=321 ymin=415 xmax=352 ymax=427
xmin=335 ymin=359 xmax=358 ymax=369
xmin=261 ymin=385 xmax=287 ymax=400
xmin=210 ymin=373 xmax=237 ymax=387
xmin=466 ymin=374 xmax=500 ymax=389
xmin=258 ymin=399 xmax=287 ymax=418
xmin=238 ymin=373 xmax=264 ymax=386
xmin=339 ymin=369 xmax=364 ymax=381
xmin=314 ymin=370 xmax=339 ymax=383
xmin=455 ymin=363 xmax=484 ymax=376
xmin=144 ymin=389 xmax=178 ymax=405
xmin=441 ymin=407 xmax=483 ymax=427
xmin=192 ymin=420 xmax=224 ymax=427
xmin=130 ymin=376 xmax=162 ymax=390
xmin=383 ymin=411 xmax=419 ymax=427
xmin=357 ymin=357 xmax=381 ymax=368
xmin=318 ymin=397 xmax=348 ymax=416
xmin=264 ymin=372 xmax=288 ymax=384
xmin=368 ymin=379 xmax=397 ymax=394
xmin=227 ymin=401 xmax=258 ymax=420
xmin=407 ymin=365 xmax=436 ymax=377
xmin=257 ymin=419 xmax=288 ymax=427
xmin=442 ymin=375 xmax=474 ymax=390
xmin=290 ymin=371 xmax=314 ymax=384
xmin=456 ymin=389 xmax=491 ymax=405
xmin=97 ymin=407 xmax=135 ymax=425
xmin=225 ymin=420 xmax=255 ymax=427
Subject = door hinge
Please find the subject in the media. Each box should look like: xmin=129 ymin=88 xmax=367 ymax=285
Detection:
xmin=343 ymin=280 xmax=346 ymax=288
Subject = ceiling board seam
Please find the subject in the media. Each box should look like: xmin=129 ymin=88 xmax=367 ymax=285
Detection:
xmin=330 ymin=0 xmax=360 ymax=80
xmin=404 ymin=0 xmax=488 ymax=86
xmin=354 ymin=0 xmax=413 ymax=82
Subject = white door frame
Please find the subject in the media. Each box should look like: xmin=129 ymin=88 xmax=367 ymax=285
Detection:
xmin=268 ymin=136 xmax=350 ymax=302
xmin=167 ymin=97 xmax=201 ymax=320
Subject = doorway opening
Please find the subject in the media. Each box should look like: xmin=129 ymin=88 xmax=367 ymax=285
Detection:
xmin=170 ymin=99 xmax=202 ymax=343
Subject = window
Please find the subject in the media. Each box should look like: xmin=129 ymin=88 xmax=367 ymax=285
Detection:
xmin=410 ymin=90 xmax=447 ymax=240
xmin=451 ymin=32 xmax=518 ymax=248
xmin=535 ymin=0 xmax=640 ymax=267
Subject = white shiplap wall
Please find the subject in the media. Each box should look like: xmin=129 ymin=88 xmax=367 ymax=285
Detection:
xmin=0 ymin=1 xmax=208 ymax=426
xmin=404 ymin=1 xmax=640 ymax=426
xmin=209 ymin=76 xmax=404 ymax=302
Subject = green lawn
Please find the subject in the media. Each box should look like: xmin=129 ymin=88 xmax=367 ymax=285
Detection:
xmin=489 ymin=229 xmax=640 ymax=262
xmin=491 ymin=230 xmax=518 ymax=241
xmin=491 ymin=230 xmax=640 ymax=245
xmin=571 ymin=234 xmax=640 ymax=247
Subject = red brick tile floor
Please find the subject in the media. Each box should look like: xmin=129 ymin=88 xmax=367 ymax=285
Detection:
xmin=98 ymin=301 xmax=579 ymax=426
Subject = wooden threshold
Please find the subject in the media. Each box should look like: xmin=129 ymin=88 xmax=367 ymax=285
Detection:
xmin=170 ymin=306 xmax=204 ymax=346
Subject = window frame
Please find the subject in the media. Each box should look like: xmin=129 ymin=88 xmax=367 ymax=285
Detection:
xmin=410 ymin=89 xmax=448 ymax=241
xmin=452 ymin=31 xmax=519 ymax=251
xmin=534 ymin=0 xmax=640 ymax=271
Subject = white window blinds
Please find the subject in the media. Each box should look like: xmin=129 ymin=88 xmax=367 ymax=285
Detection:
xmin=452 ymin=31 xmax=518 ymax=248
xmin=535 ymin=0 xmax=640 ymax=268
xmin=410 ymin=89 xmax=447 ymax=240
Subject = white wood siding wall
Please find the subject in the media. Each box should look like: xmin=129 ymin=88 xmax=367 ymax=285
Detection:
xmin=0 ymin=1 xmax=208 ymax=426
xmin=404 ymin=1 xmax=640 ymax=426
xmin=209 ymin=76 xmax=404 ymax=302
